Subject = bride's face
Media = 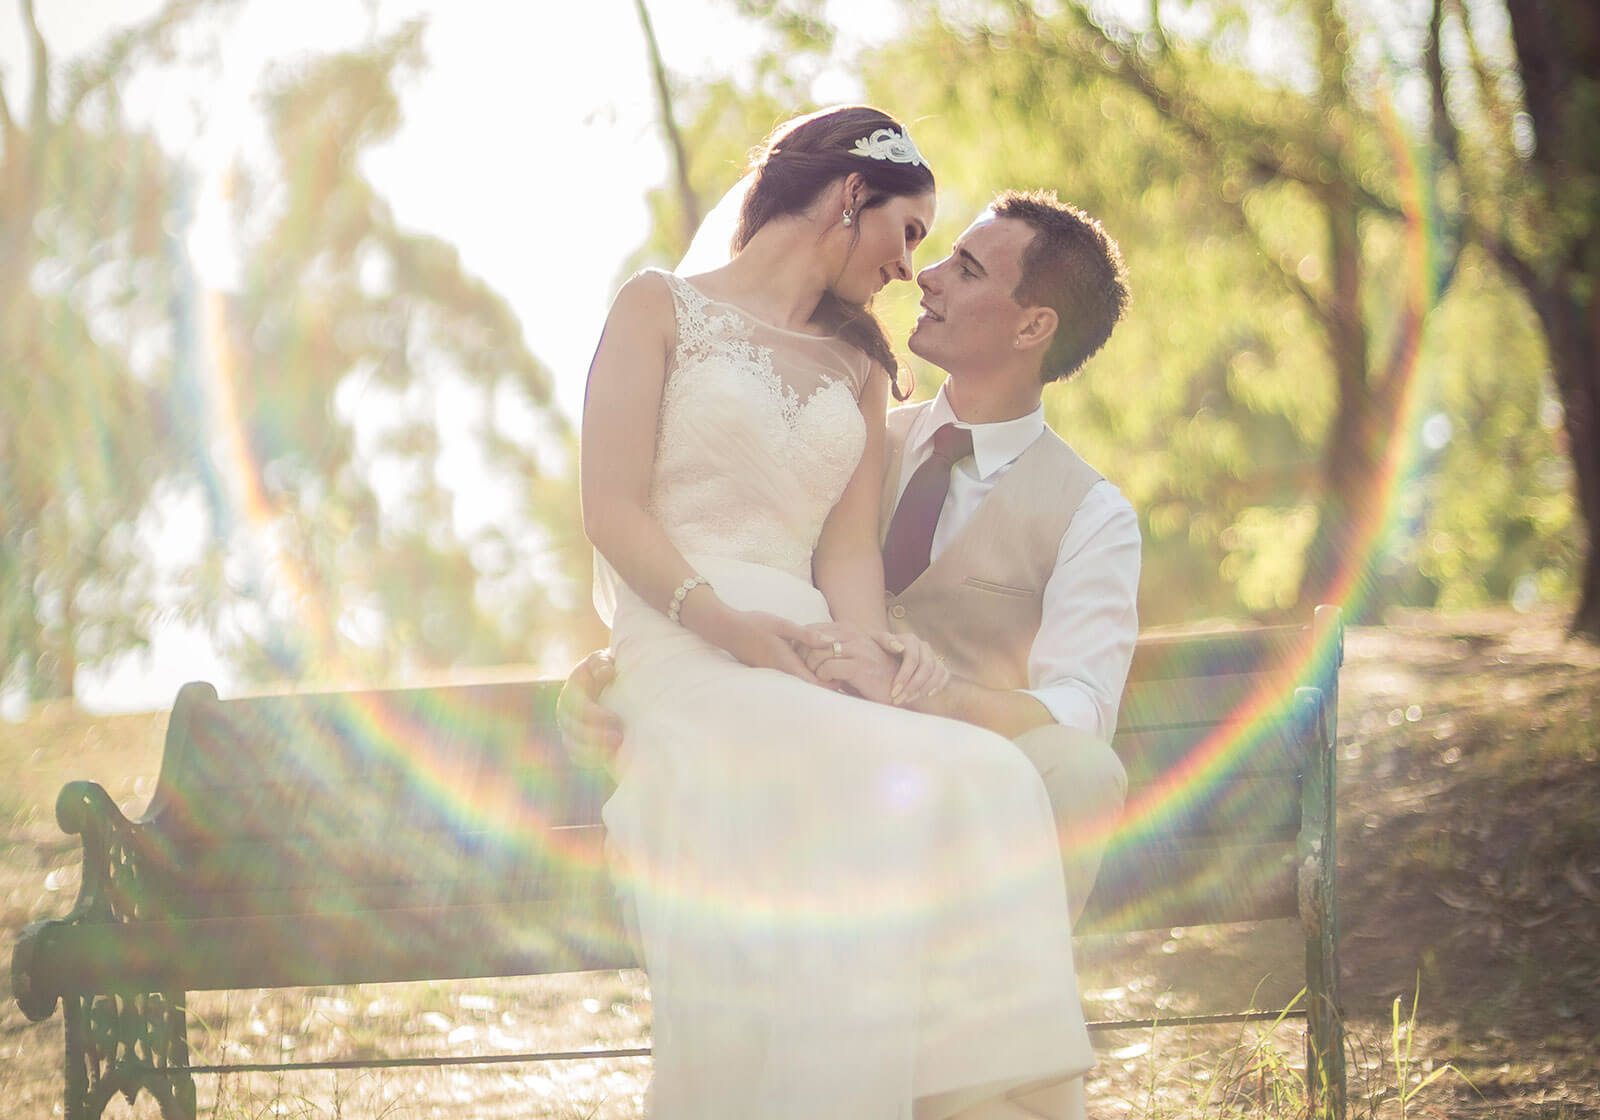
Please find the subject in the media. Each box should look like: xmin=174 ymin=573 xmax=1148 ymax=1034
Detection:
xmin=832 ymin=189 xmax=936 ymax=304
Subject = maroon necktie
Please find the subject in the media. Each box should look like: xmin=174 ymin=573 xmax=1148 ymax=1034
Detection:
xmin=883 ymin=423 xmax=974 ymax=594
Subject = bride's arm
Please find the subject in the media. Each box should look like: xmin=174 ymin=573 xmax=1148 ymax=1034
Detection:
xmin=811 ymin=363 xmax=890 ymax=633
xmin=811 ymin=363 xmax=947 ymax=703
xmin=581 ymin=273 xmax=825 ymax=681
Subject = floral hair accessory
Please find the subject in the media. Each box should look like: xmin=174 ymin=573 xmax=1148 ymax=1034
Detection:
xmin=849 ymin=127 xmax=929 ymax=169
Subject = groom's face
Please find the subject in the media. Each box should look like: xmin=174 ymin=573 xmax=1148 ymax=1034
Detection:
xmin=907 ymin=215 xmax=1036 ymax=375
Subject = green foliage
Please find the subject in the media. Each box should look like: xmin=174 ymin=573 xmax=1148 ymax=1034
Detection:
xmin=1390 ymin=248 xmax=1576 ymax=610
xmin=2 ymin=9 xmax=592 ymax=704
xmin=636 ymin=0 xmax=1580 ymax=626
xmin=864 ymin=3 xmax=1574 ymax=623
xmin=1 ymin=17 xmax=188 ymax=701
xmin=180 ymin=23 xmax=590 ymax=683
xmin=866 ymin=19 xmax=1346 ymax=621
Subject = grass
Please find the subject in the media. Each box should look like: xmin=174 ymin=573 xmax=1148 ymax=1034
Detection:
xmin=4 ymin=606 xmax=1599 ymax=1118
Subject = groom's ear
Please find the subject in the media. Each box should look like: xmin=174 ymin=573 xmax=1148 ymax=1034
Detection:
xmin=1013 ymin=306 xmax=1058 ymax=354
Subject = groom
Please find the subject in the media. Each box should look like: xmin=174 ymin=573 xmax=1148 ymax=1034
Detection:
xmin=561 ymin=189 xmax=1138 ymax=1120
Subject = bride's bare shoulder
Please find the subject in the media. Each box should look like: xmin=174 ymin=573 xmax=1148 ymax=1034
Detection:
xmin=606 ymin=269 xmax=677 ymax=331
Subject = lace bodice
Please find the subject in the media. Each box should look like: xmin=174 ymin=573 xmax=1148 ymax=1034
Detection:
xmin=647 ymin=269 xmax=870 ymax=579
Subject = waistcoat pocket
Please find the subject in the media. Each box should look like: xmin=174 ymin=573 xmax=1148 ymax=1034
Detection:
xmin=961 ymin=576 xmax=1035 ymax=598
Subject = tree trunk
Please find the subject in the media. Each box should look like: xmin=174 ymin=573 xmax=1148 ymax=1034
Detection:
xmin=1534 ymin=287 xmax=1600 ymax=637
xmin=1297 ymin=190 xmax=1398 ymax=621
xmin=1500 ymin=0 xmax=1600 ymax=639
xmin=1298 ymin=370 xmax=1399 ymax=623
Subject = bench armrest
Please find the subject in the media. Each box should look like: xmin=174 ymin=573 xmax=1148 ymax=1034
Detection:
xmin=12 ymin=781 xmax=147 ymax=1021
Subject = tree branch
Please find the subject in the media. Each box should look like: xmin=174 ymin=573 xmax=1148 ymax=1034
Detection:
xmin=0 ymin=62 xmax=15 ymax=146
xmin=1425 ymin=0 xmax=1459 ymax=167
xmin=22 ymin=0 xmax=47 ymax=136
xmin=633 ymin=0 xmax=701 ymax=245
xmin=1067 ymin=15 xmax=1315 ymax=183
xmin=1011 ymin=3 xmax=1341 ymax=329
xmin=1462 ymin=209 xmax=1542 ymax=299
xmin=1147 ymin=0 xmax=1173 ymax=59
xmin=59 ymin=0 xmax=239 ymax=123
xmin=1044 ymin=2 xmax=1403 ymax=221
xmin=1209 ymin=164 xmax=1335 ymax=335
xmin=1452 ymin=0 xmax=1520 ymax=167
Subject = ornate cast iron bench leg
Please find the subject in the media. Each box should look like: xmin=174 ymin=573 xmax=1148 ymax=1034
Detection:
xmin=64 ymin=991 xmax=195 ymax=1120
xmin=21 ymin=782 xmax=199 ymax=1119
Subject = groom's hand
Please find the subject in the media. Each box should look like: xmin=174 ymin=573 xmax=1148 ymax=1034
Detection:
xmin=556 ymin=649 xmax=623 ymax=767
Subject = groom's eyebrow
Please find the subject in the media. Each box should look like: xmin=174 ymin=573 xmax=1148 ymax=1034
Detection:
xmin=956 ymin=248 xmax=988 ymax=277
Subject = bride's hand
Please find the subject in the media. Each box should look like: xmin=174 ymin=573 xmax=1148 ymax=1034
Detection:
xmin=871 ymin=630 xmax=949 ymax=706
xmin=708 ymin=608 xmax=830 ymax=686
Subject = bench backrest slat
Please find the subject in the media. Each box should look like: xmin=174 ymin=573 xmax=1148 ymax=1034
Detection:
xmin=1114 ymin=722 xmax=1309 ymax=782
xmin=1080 ymin=619 xmax=1340 ymax=934
xmin=123 ymin=619 xmax=1337 ymax=966
xmin=138 ymin=682 xmax=614 ymax=922
xmin=1077 ymin=839 xmax=1299 ymax=933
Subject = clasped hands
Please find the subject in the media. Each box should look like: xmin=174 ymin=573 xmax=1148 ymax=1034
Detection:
xmin=701 ymin=608 xmax=948 ymax=706
xmin=556 ymin=615 xmax=949 ymax=763
xmin=800 ymin=621 xmax=949 ymax=707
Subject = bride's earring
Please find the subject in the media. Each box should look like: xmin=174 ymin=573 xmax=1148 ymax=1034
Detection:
xmin=842 ymin=207 xmax=855 ymax=227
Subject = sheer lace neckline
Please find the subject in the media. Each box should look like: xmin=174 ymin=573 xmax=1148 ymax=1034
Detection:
xmin=670 ymin=272 xmax=838 ymax=341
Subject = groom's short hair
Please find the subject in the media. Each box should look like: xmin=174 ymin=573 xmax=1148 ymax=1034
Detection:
xmin=989 ymin=190 xmax=1129 ymax=383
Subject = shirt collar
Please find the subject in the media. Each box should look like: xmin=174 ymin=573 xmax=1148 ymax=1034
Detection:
xmin=911 ymin=383 xmax=1047 ymax=481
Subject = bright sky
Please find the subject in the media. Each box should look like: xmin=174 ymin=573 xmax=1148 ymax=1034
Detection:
xmin=3 ymin=0 xmax=902 ymax=413
xmin=1 ymin=0 xmax=900 ymax=712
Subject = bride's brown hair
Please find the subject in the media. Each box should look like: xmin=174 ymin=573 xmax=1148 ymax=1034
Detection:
xmin=734 ymin=106 xmax=934 ymax=401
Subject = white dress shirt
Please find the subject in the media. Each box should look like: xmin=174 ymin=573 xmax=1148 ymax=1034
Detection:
xmin=893 ymin=386 xmax=1142 ymax=739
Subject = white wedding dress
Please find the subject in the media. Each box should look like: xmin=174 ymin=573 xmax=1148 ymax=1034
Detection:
xmin=599 ymin=270 xmax=1092 ymax=1119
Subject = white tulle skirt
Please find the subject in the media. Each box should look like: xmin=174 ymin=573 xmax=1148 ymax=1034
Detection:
xmin=601 ymin=555 xmax=1092 ymax=1120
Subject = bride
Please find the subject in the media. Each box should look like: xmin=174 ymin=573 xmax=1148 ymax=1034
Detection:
xmin=581 ymin=105 xmax=1091 ymax=1119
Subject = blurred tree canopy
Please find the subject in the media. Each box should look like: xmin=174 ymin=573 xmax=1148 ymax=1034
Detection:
xmin=185 ymin=23 xmax=592 ymax=685
xmin=1 ymin=0 xmax=203 ymax=702
xmin=4 ymin=0 xmax=1590 ymax=710
xmin=641 ymin=0 xmax=1583 ymax=631
xmin=2 ymin=2 xmax=591 ymax=705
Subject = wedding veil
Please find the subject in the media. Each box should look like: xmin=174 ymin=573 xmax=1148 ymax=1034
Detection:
xmin=674 ymin=172 xmax=754 ymax=275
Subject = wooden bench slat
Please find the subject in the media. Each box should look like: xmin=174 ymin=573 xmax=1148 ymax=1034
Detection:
xmin=159 ymin=683 xmax=576 ymax=798
xmin=1077 ymin=839 xmax=1298 ymax=934
xmin=1114 ymin=774 xmax=1302 ymax=841
xmin=152 ymin=784 xmax=601 ymax=838
xmin=140 ymin=826 xmax=608 ymax=907
xmin=1114 ymin=721 xmax=1309 ymax=782
xmin=146 ymin=847 xmax=592 ymax=905
xmin=1118 ymin=671 xmax=1307 ymax=731
xmin=33 ymin=901 xmax=637 ymax=995
xmin=1122 ymin=624 xmax=1312 ymax=681
xmin=162 ymin=878 xmax=610 ymax=921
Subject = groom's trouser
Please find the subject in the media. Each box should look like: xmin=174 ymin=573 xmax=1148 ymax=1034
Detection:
xmin=1009 ymin=722 xmax=1127 ymax=923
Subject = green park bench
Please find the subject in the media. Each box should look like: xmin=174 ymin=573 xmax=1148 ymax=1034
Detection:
xmin=12 ymin=606 xmax=1345 ymax=1119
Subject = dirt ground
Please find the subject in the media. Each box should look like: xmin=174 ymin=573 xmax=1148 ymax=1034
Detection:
xmin=3 ymin=606 xmax=1598 ymax=1119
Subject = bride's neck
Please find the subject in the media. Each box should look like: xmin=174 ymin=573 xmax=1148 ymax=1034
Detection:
xmin=708 ymin=218 xmax=836 ymax=331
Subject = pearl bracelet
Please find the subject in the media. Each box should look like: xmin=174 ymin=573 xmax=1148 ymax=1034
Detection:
xmin=667 ymin=575 xmax=710 ymax=624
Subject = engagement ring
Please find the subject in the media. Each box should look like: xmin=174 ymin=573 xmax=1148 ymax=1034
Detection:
xmin=832 ymin=641 xmax=844 ymax=657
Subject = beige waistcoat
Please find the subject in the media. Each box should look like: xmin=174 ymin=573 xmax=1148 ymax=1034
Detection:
xmin=880 ymin=402 xmax=1103 ymax=692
